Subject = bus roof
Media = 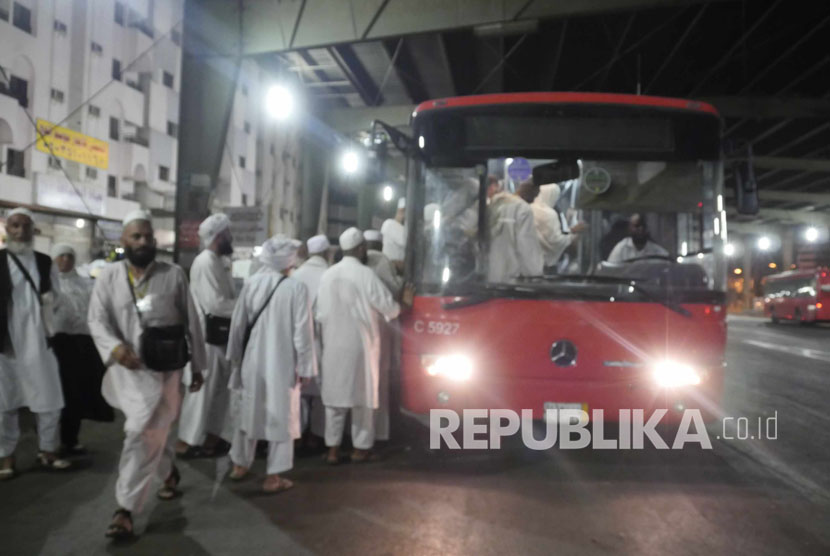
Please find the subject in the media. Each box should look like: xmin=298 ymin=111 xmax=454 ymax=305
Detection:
xmin=763 ymin=267 xmax=829 ymax=282
xmin=412 ymin=92 xmax=719 ymax=118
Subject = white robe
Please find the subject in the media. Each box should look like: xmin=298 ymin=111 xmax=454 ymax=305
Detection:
xmin=487 ymin=192 xmax=544 ymax=282
xmin=226 ymin=270 xmax=316 ymax=442
xmin=0 ymin=250 xmax=64 ymax=413
xmin=53 ymin=270 xmax=94 ymax=335
xmin=366 ymin=249 xmax=402 ymax=441
xmin=316 ymin=256 xmax=400 ymax=409
xmin=531 ymin=184 xmax=572 ymax=268
xmin=380 ymin=219 xmax=407 ymax=262
xmin=87 ymin=261 xmax=207 ymax=432
xmin=179 ymin=249 xmax=237 ymax=444
xmin=607 ymin=237 xmax=669 ymax=263
xmin=292 ymin=255 xmax=328 ymax=398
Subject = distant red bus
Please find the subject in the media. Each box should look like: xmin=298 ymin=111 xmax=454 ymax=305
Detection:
xmin=401 ymin=92 xmax=727 ymax=424
xmin=763 ymin=268 xmax=830 ymax=324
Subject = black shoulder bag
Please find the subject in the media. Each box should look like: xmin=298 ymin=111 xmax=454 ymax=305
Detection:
xmin=241 ymin=275 xmax=286 ymax=356
xmin=7 ymin=251 xmax=53 ymax=348
xmin=205 ymin=313 xmax=232 ymax=346
xmin=125 ymin=264 xmax=190 ymax=372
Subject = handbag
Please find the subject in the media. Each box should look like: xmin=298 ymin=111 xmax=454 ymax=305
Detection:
xmin=125 ymin=263 xmax=190 ymax=372
xmin=7 ymin=251 xmax=55 ymax=346
xmin=204 ymin=314 xmax=232 ymax=345
xmin=241 ymin=275 xmax=285 ymax=357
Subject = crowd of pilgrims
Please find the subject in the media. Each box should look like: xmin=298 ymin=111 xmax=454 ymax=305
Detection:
xmin=0 ymin=200 xmax=409 ymax=540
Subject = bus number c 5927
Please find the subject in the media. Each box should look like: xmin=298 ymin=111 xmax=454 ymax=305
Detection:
xmin=413 ymin=320 xmax=460 ymax=335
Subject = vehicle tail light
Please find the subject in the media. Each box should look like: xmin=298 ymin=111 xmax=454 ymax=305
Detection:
xmin=818 ymin=303 xmax=824 ymax=309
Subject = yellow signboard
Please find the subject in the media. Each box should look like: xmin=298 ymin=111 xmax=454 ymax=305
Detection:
xmin=35 ymin=119 xmax=109 ymax=170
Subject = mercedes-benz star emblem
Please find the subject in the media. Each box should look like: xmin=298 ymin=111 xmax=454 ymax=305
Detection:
xmin=550 ymin=340 xmax=577 ymax=367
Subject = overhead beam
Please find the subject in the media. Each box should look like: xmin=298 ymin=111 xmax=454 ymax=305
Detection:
xmin=328 ymin=45 xmax=383 ymax=106
xmin=194 ymin=0 xmax=724 ymax=56
xmin=747 ymin=208 xmax=830 ymax=226
xmin=321 ymin=104 xmax=414 ymax=134
xmin=726 ymin=156 xmax=830 ymax=173
xmin=703 ymin=97 xmax=830 ymax=119
xmin=724 ymin=189 xmax=830 ymax=205
xmin=382 ymin=39 xmax=430 ymax=103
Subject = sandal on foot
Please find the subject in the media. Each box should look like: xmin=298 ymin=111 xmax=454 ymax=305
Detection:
xmin=350 ymin=449 xmax=381 ymax=463
xmin=229 ymin=465 xmax=249 ymax=481
xmin=37 ymin=452 xmax=72 ymax=470
xmin=105 ymin=509 xmax=133 ymax=539
xmin=157 ymin=465 xmax=181 ymax=500
xmin=262 ymin=476 xmax=294 ymax=494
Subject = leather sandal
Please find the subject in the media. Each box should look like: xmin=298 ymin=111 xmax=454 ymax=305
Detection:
xmin=105 ymin=509 xmax=133 ymax=539
xmin=37 ymin=452 xmax=72 ymax=470
xmin=262 ymin=476 xmax=294 ymax=494
xmin=157 ymin=465 xmax=181 ymax=500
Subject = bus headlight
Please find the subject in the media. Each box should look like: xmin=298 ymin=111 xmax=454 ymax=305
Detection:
xmin=652 ymin=360 xmax=701 ymax=388
xmin=422 ymin=354 xmax=473 ymax=382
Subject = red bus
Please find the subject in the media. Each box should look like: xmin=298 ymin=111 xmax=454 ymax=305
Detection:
xmin=400 ymin=93 xmax=727 ymax=424
xmin=763 ymin=268 xmax=830 ymax=324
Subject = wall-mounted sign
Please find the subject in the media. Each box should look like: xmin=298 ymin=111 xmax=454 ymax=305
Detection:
xmin=35 ymin=119 xmax=109 ymax=170
xmin=35 ymin=172 xmax=105 ymax=215
xmin=507 ymin=157 xmax=532 ymax=183
xmin=582 ymin=167 xmax=612 ymax=195
xmin=224 ymin=206 xmax=268 ymax=247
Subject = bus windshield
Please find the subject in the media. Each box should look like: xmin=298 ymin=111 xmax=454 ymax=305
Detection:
xmin=413 ymin=157 xmax=726 ymax=303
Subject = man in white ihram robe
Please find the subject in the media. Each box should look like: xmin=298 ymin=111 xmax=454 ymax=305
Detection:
xmin=291 ymin=234 xmax=330 ymax=440
xmin=317 ymin=228 xmax=400 ymax=463
xmin=380 ymin=197 xmax=407 ymax=264
xmin=487 ymin=180 xmax=544 ymax=282
xmin=226 ymin=235 xmax=316 ymax=493
xmin=363 ymin=229 xmax=403 ymax=443
xmin=178 ymin=214 xmax=237 ymax=455
xmin=0 ymin=207 xmax=70 ymax=478
xmin=88 ymin=210 xmax=206 ymax=538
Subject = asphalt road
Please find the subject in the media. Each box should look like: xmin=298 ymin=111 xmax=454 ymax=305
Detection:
xmin=2 ymin=315 xmax=829 ymax=555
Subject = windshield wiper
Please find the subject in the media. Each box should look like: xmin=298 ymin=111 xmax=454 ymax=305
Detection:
xmin=441 ymin=284 xmax=536 ymax=310
xmin=519 ymin=275 xmax=692 ymax=318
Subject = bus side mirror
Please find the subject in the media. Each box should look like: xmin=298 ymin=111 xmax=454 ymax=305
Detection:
xmin=733 ymin=145 xmax=759 ymax=215
xmin=533 ymin=159 xmax=580 ymax=185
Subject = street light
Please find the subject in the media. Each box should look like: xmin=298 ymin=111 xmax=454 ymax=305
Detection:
xmin=75 ymin=218 xmax=86 ymax=229
xmin=724 ymin=243 xmax=735 ymax=257
xmin=382 ymin=185 xmax=394 ymax=202
xmin=265 ymin=84 xmax=295 ymax=120
xmin=340 ymin=150 xmax=361 ymax=175
xmin=757 ymin=236 xmax=771 ymax=251
xmin=805 ymin=226 xmax=819 ymax=243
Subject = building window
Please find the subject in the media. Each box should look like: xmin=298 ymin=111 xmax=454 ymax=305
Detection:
xmin=112 ymin=59 xmax=121 ymax=81
xmin=162 ymin=71 xmax=174 ymax=89
xmin=0 ymin=74 xmax=29 ymax=108
xmin=107 ymin=175 xmax=117 ymax=197
xmin=50 ymin=88 xmax=65 ymax=103
xmin=48 ymin=156 xmax=61 ymax=169
xmin=171 ymin=28 xmax=182 ymax=46
xmin=166 ymin=121 xmax=178 ymax=137
xmin=158 ymin=165 xmax=169 ymax=181
xmin=239 ymin=156 xmax=246 ymax=169
xmin=12 ymin=2 xmax=32 ymax=34
xmin=88 ymin=105 xmax=101 ymax=117
xmin=243 ymin=121 xmax=251 ymax=134
xmin=6 ymin=148 xmax=25 ymax=177
xmin=91 ymin=41 xmax=103 ymax=54
xmin=242 ymin=194 xmax=248 ymax=206
xmin=85 ymin=167 xmax=98 ymax=179
xmin=114 ymin=2 xmax=124 ymax=26
xmin=269 ymin=143 xmax=275 ymax=156
xmin=0 ymin=2 xmax=9 ymax=21
xmin=109 ymin=117 xmax=119 ymax=141
xmin=53 ymin=20 xmax=67 ymax=34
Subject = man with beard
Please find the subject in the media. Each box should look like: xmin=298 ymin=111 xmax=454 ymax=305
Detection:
xmin=177 ymin=214 xmax=237 ymax=458
xmin=607 ymin=213 xmax=668 ymax=263
xmin=51 ymin=243 xmax=114 ymax=455
xmin=316 ymin=228 xmax=402 ymax=464
xmin=487 ymin=178 xmax=543 ymax=282
xmin=88 ymin=210 xmax=206 ymax=539
xmin=1 ymin=208 xmax=70 ymax=479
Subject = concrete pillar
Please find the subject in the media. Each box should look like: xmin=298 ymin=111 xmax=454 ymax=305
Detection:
xmin=782 ymin=228 xmax=795 ymax=269
xmin=742 ymin=242 xmax=753 ymax=311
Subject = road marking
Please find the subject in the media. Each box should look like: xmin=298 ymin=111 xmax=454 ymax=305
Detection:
xmin=743 ymin=339 xmax=830 ymax=363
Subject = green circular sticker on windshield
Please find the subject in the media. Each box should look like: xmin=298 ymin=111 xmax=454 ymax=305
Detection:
xmin=583 ymin=167 xmax=611 ymax=195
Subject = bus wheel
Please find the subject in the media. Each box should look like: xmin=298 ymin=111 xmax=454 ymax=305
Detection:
xmin=770 ymin=309 xmax=779 ymax=324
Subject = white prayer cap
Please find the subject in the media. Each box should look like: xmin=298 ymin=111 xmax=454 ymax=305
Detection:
xmin=307 ymin=234 xmax=330 ymax=255
xmin=339 ymin=227 xmax=364 ymax=251
xmin=259 ymin=234 xmax=301 ymax=270
xmin=364 ymin=229 xmax=382 ymax=242
xmin=51 ymin=243 xmax=76 ymax=258
xmin=7 ymin=207 xmax=34 ymax=221
xmin=123 ymin=209 xmax=152 ymax=228
xmin=198 ymin=213 xmax=231 ymax=245
xmin=397 ymin=197 xmax=406 ymax=210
